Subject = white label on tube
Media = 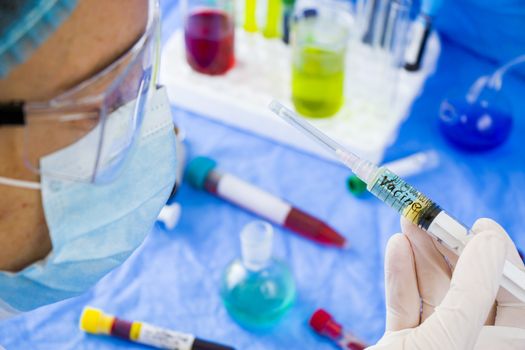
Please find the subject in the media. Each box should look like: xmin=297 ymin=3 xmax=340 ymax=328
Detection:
xmin=217 ymin=174 xmax=291 ymax=224
xmin=404 ymin=19 xmax=426 ymax=64
xmin=137 ymin=323 xmax=195 ymax=350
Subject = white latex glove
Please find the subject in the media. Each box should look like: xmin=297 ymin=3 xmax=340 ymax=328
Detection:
xmin=368 ymin=218 xmax=525 ymax=350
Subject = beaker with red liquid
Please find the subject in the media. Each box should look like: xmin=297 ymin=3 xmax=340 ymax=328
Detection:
xmin=183 ymin=0 xmax=235 ymax=75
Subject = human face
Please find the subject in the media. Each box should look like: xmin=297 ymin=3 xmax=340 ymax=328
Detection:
xmin=0 ymin=0 xmax=155 ymax=271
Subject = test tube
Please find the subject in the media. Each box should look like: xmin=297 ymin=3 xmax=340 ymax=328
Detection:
xmin=347 ymin=150 xmax=439 ymax=196
xmin=80 ymin=307 xmax=235 ymax=350
xmin=361 ymin=0 xmax=410 ymax=52
xmin=379 ymin=0 xmax=411 ymax=106
xmin=262 ymin=0 xmax=282 ymax=38
xmin=369 ymin=0 xmax=388 ymax=49
xmin=309 ymin=309 xmax=367 ymax=350
xmin=404 ymin=13 xmax=432 ymax=71
xmin=243 ymin=0 xmax=258 ymax=32
xmin=350 ymin=0 xmax=411 ymax=115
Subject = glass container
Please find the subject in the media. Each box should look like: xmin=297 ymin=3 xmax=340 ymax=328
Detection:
xmin=291 ymin=1 xmax=351 ymax=118
xmin=221 ymin=221 xmax=296 ymax=328
xmin=183 ymin=0 xmax=235 ymax=75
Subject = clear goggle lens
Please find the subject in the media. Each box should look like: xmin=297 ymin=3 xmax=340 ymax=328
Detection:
xmin=22 ymin=1 xmax=160 ymax=184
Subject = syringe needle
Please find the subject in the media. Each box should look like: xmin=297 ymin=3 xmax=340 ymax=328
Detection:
xmin=269 ymin=101 xmax=350 ymax=157
xmin=269 ymin=100 xmax=377 ymax=183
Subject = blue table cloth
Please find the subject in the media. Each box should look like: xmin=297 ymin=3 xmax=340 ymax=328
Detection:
xmin=1 ymin=1 xmax=524 ymax=349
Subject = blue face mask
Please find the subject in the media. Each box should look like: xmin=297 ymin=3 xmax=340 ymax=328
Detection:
xmin=0 ymin=87 xmax=177 ymax=314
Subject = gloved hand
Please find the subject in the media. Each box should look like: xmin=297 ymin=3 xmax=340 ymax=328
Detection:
xmin=368 ymin=218 xmax=525 ymax=350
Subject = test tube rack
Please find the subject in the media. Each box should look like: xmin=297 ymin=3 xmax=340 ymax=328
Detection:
xmin=160 ymin=29 xmax=440 ymax=164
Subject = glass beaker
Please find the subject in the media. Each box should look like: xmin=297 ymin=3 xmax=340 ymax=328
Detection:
xmin=183 ymin=0 xmax=235 ymax=75
xmin=291 ymin=1 xmax=351 ymax=118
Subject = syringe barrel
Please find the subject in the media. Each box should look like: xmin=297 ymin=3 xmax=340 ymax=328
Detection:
xmin=368 ymin=167 xmax=525 ymax=302
xmin=367 ymin=167 xmax=467 ymax=253
xmin=347 ymin=151 xmax=439 ymax=197
xmin=367 ymin=167 xmax=441 ymax=228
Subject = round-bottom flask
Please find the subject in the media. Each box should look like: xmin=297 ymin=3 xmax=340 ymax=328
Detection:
xmin=439 ymin=87 xmax=513 ymax=151
xmin=221 ymin=221 xmax=296 ymax=328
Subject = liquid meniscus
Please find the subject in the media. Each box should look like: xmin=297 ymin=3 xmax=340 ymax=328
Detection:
xmin=368 ymin=168 xmax=442 ymax=229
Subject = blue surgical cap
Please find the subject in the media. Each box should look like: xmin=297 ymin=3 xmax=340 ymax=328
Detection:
xmin=0 ymin=0 xmax=78 ymax=78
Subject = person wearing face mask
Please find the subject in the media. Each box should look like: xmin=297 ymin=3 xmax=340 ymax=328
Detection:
xmin=0 ymin=0 xmax=178 ymax=317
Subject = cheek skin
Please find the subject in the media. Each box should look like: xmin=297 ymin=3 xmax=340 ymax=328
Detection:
xmin=0 ymin=127 xmax=51 ymax=272
xmin=0 ymin=0 xmax=148 ymax=101
xmin=0 ymin=121 xmax=92 ymax=272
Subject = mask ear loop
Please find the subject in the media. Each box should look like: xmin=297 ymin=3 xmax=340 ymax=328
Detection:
xmin=0 ymin=176 xmax=41 ymax=190
xmin=466 ymin=54 xmax=525 ymax=103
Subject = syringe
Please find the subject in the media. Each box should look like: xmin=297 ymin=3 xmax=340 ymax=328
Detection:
xmin=269 ymin=100 xmax=525 ymax=302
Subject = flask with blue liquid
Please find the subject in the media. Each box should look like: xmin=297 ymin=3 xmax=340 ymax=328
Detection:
xmin=221 ymin=221 xmax=295 ymax=328
xmin=439 ymin=55 xmax=525 ymax=151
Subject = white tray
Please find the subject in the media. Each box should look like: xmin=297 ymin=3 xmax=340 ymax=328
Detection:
xmin=160 ymin=29 xmax=440 ymax=163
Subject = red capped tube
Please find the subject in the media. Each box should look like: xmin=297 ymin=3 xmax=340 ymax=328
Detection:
xmin=309 ymin=309 xmax=367 ymax=350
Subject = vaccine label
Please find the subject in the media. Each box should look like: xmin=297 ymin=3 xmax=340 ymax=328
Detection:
xmin=370 ymin=168 xmax=435 ymax=224
xmin=138 ymin=323 xmax=195 ymax=350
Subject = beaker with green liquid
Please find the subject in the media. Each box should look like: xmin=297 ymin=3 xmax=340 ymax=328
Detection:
xmin=291 ymin=3 xmax=351 ymax=118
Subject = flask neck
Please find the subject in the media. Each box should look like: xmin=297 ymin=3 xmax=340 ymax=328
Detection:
xmin=240 ymin=221 xmax=274 ymax=271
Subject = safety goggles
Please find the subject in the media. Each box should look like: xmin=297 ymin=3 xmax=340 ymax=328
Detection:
xmin=0 ymin=0 xmax=161 ymax=184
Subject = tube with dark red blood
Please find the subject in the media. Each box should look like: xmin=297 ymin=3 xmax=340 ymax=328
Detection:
xmin=186 ymin=156 xmax=348 ymax=248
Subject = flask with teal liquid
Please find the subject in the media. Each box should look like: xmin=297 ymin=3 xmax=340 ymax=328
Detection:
xmin=221 ymin=221 xmax=296 ymax=328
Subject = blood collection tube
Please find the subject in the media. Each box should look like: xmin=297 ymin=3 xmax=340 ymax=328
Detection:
xmin=347 ymin=150 xmax=439 ymax=197
xmin=186 ymin=156 xmax=347 ymax=248
xmin=309 ymin=309 xmax=367 ymax=350
xmin=80 ymin=307 xmax=235 ymax=350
